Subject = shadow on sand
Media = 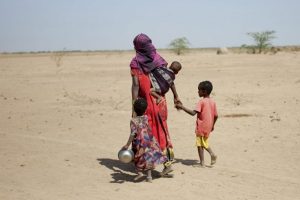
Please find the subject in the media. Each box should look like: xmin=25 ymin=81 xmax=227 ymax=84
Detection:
xmin=174 ymin=158 xmax=199 ymax=166
xmin=97 ymin=158 xmax=136 ymax=183
xmin=174 ymin=158 xmax=214 ymax=168
xmin=97 ymin=158 xmax=169 ymax=183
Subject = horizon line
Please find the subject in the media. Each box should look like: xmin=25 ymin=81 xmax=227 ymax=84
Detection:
xmin=1 ymin=44 xmax=300 ymax=54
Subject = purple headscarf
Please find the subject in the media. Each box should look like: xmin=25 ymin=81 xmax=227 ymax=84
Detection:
xmin=130 ymin=33 xmax=167 ymax=73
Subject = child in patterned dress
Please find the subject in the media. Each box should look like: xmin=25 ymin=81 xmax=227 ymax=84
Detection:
xmin=122 ymin=98 xmax=170 ymax=182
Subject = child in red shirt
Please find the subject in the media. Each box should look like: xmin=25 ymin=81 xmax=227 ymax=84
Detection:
xmin=176 ymin=81 xmax=218 ymax=167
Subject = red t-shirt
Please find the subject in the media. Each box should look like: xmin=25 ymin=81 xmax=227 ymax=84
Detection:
xmin=194 ymin=97 xmax=218 ymax=137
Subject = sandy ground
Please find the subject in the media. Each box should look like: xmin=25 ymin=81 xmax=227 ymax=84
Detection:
xmin=1 ymin=50 xmax=300 ymax=200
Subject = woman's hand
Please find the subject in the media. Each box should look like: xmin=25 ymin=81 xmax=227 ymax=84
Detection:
xmin=175 ymin=102 xmax=183 ymax=110
xmin=131 ymin=99 xmax=137 ymax=117
xmin=131 ymin=111 xmax=137 ymax=118
xmin=174 ymin=97 xmax=182 ymax=109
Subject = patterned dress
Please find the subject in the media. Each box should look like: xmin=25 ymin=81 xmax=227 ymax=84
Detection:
xmin=130 ymin=115 xmax=167 ymax=171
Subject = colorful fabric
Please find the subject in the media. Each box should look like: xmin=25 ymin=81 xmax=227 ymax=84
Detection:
xmin=195 ymin=136 xmax=209 ymax=148
xmin=131 ymin=68 xmax=173 ymax=151
xmin=129 ymin=33 xmax=173 ymax=152
xmin=130 ymin=33 xmax=167 ymax=73
xmin=157 ymin=98 xmax=168 ymax=122
xmin=194 ymin=97 xmax=218 ymax=137
xmin=149 ymin=67 xmax=175 ymax=95
xmin=130 ymin=115 xmax=167 ymax=171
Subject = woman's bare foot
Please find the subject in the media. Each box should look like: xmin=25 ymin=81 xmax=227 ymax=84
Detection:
xmin=160 ymin=165 xmax=173 ymax=176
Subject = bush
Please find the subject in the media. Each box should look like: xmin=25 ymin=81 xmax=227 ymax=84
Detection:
xmin=246 ymin=30 xmax=276 ymax=54
xmin=169 ymin=37 xmax=190 ymax=55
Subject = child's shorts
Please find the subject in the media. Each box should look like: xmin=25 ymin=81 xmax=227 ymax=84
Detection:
xmin=195 ymin=136 xmax=209 ymax=148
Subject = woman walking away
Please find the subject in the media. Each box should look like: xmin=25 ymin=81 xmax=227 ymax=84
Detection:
xmin=130 ymin=33 xmax=176 ymax=175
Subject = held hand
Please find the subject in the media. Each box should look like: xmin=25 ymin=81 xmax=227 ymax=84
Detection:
xmin=174 ymin=97 xmax=182 ymax=105
xmin=175 ymin=102 xmax=183 ymax=110
xmin=174 ymin=97 xmax=182 ymax=110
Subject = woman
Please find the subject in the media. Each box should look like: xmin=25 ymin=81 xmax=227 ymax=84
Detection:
xmin=130 ymin=33 xmax=178 ymax=174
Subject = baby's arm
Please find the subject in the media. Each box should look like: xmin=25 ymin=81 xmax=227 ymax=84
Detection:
xmin=170 ymin=83 xmax=181 ymax=104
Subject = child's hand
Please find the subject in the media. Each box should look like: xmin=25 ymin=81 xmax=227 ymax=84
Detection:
xmin=122 ymin=145 xmax=129 ymax=150
xmin=175 ymin=102 xmax=183 ymax=110
xmin=174 ymin=98 xmax=182 ymax=109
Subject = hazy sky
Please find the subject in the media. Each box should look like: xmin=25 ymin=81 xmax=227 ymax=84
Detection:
xmin=0 ymin=0 xmax=299 ymax=52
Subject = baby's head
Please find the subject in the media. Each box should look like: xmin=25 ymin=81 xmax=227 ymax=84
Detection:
xmin=134 ymin=98 xmax=148 ymax=116
xmin=169 ymin=61 xmax=182 ymax=75
xmin=198 ymin=81 xmax=213 ymax=97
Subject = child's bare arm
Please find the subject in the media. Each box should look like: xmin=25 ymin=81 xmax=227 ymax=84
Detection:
xmin=214 ymin=115 xmax=218 ymax=124
xmin=122 ymin=134 xmax=134 ymax=149
xmin=123 ymin=120 xmax=137 ymax=149
xmin=176 ymin=104 xmax=197 ymax=116
xmin=212 ymin=115 xmax=218 ymax=131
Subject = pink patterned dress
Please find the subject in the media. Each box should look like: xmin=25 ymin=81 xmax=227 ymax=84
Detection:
xmin=130 ymin=115 xmax=167 ymax=171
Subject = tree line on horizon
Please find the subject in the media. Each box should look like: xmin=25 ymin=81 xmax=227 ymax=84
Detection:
xmin=3 ymin=30 xmax=300 ymax=55
xmin=169 ymin=30 xmax=278 ymax=55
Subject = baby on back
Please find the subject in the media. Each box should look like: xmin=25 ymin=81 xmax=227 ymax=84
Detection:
xmin=150 ymin=61 xmax=182 ymax=104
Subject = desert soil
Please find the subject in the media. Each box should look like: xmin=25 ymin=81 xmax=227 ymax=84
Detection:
xmin=1 ymin=50 xmax=300 ymax=200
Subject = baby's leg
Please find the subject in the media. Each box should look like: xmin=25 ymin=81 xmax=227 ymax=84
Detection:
xmin=150 ymin=90 xmax=162 ymax=104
